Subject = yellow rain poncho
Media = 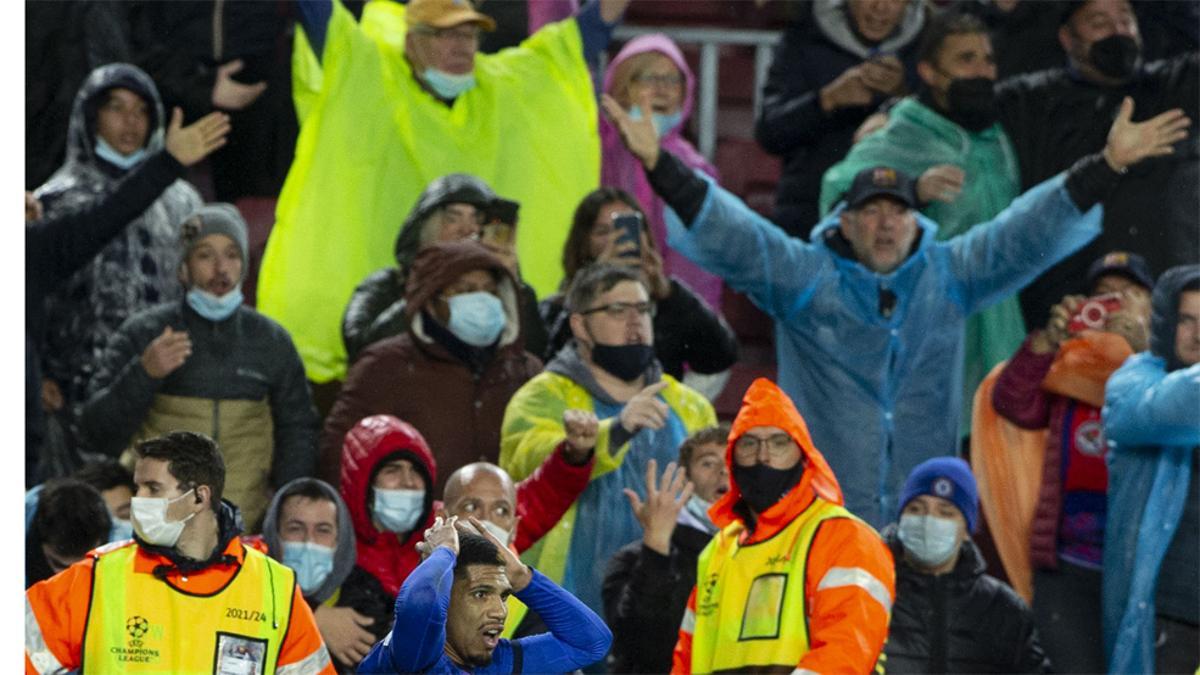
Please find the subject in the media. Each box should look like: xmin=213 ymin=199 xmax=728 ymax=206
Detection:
xmin=262 ymin=0 xmax=599 ymax=381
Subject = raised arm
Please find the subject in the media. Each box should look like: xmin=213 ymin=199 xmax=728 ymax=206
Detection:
xmin=1104 ymin=356 xmax=1200 ymax=448
xmin=359 ymin=519 xmax=459 ymax=673
xmin=513 ymin=438 xmax=595 ymax=553
xmin=601 ymin=92 xmax=826 ymax=320
xmin=950 ymin=98 xmax=1191 ymax=314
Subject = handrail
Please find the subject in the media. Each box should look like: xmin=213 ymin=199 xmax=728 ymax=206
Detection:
xmin=611 ymin=24 xmax=783 ymax=159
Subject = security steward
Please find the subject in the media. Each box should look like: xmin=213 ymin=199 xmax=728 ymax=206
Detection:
xmin=25 ymin=431 xmax=333 ymax=674
xmin=672 ymin=378 xmax=895 ymax=673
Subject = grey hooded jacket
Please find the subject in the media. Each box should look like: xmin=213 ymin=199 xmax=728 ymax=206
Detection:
xmin=34 ymin=63 xmax=202 ymax=407
xmin=261 ymin=478 xmax=357 ymax=606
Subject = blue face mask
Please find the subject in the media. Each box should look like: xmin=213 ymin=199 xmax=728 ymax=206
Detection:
xmin=422 ymin=67 xmax=476 ymax=99
xmin=446 ymin=291 xmax=506 ymax=347
xmin=373 ymin=488 xmax=425 ymax=533
xmin=281 ymin=541 xmax=336 ymax=593
xmin=628 ymin=107 xmax=683 ymax=137
xmin=110 ymin=517 xmax=134 ymax=542
xmin=186 ymin=287 xmax=244 ymax=321
xmin=95 ymin=136 xmax=148 ymax=170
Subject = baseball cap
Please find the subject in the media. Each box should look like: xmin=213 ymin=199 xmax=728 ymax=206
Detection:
xmin=843 ymin=166 xmax=918 ymax=210
xmin=1086 ymin=251 xmax=1155 ymax=291
xmin=407 ymin=0 xmax=496 ymax=32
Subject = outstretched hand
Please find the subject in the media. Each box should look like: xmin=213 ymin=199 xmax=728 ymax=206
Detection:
xmin=1103 ymin=97 xmax=1191 ymax=172
xmin=623 ymin=458 xmax=694 ymax=555
xmin=165 ymin=108 xmax=231 ymax=166
xmin=601 ymin=89 xmax=661 ymax=170
xmin=468 ymin=516 xmax=532 ymax=592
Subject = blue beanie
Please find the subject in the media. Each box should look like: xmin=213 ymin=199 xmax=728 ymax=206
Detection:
xmin=898 ymin=457 xmax=979 ymax=532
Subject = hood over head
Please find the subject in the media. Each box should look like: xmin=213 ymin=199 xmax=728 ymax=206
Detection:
xmin=1150 ymin=264 xmax=1200 ymax=372
xmin=710 ymin=379 xmax=843 ymax=538
xmin=66 ymin=63 xmax=165 ymax=168
xmin=340 ymin=415 xmax=438 ymax=546
xmin=813 ymin=0 xmax=926 ymax=60
xmin=392 ymin=174 xmax=499 ymax=270
xmin=604 ymin=33 xmax=697 ymax=131
xmin=262 ymin=478 xmax=357 ymax=604
xmin=404 ymin=239 xmax=522 ymax=348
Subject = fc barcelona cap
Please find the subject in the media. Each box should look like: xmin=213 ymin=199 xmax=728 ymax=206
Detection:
xmin=898 ymin=457 xmax=979 ymax=532
xmin=844 ymin=166 xmax=917 ymax=210
xmin=407 ymin=0 xmax=497 ymax=32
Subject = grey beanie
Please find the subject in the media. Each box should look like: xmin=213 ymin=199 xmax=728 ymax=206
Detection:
xmin=181 ymin=203 xmax=249 ymax=270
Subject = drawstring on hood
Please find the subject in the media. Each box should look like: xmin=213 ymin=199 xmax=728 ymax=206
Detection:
xmin=1150 ymin=265 xmax=1200 ymax=372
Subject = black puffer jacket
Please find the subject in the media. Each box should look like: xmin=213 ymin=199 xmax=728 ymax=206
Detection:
xmin=883 ymin=526 xmax=1050 ymax=674
xmin=539 ymin=278 xmax=738 ymax=379
xmin=341 ymin=174 xmax=547 ymax=361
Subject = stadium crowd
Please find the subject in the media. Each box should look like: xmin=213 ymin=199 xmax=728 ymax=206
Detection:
xmin=23 ymin=0 xmax=1199 ymax=672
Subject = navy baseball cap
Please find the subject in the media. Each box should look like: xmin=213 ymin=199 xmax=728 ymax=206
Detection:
xmin=844 ymin=166 xmax=918 ymax=210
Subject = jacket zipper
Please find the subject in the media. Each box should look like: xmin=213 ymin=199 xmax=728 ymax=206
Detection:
xmin=212 ymin=0 xmax=225 ymax=63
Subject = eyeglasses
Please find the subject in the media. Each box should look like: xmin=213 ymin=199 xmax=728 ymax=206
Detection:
xmin=733 ymin=433 xmax=795 ymax=461
xmin=633 ymin=73 xmax=684 ymax=88
xmin=581 ymin=301 xmax=656 ymax=320
xmin=413 ymin=25 xmax=481 ymax=43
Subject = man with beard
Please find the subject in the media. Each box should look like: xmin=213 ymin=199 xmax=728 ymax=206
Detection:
xmin=996 ymin=0 xmax=1199 ymax=327
xmin=359 ymin=515 xmax=611 ymax=672
xmin=81 ymin=205 xmax=319 ymax=530
xmin=820 ymin=12 xmax=1026 ymax=438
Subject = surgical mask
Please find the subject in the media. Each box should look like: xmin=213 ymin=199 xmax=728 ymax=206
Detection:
xmin=422 ymin=67 xmax=476 ymax=99
xmin=95 ymin=136 xmax=148 ymax=170
xmin=629 ymin=106 xmax=683 ymax=137
xmin=281 ymin=541 xmax=336 ymax=593
xmin=684 ymin=494 xmax=717 ymax=533
xmin=1088 ymin=34 xmax=1140 ymax=80
xmin=897 ymin=513 xmax=961 ymax=567
xmin=591 ymin=343 xmax=656 ymax=381
xmin=943 ymin=77 xmax=996 ymax=132
xmin=131 ymin=490 xmax=197 ymax=547
xmin=468 ymin=518 xmax=514 ymax=545
xmin=187 ymin=287 xmax=244 ymax=321
xmin=446 ymin=291 xmax=506 ymax=347
xmin=733 ymin=462 xmax=803 ymax=514
xmin=373 ymin=488 xmax=425 ymax=533
xmin=111 ymin=517 xmax=134 ymax=542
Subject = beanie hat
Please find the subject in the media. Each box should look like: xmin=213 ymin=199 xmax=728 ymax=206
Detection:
xmin=898 ymin=457 xmax=979 ymax=532
xmin=181 ymin=203 xmax=249 ymax=273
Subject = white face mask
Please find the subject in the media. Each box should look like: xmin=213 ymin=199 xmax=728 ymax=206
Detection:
xmin=468 ymin=517 xmax=514 ymax=545
xmin=897 ymin=513 xmax=961 ymax=567
xmin=131 ymin=489 xmax=198 ymax=547
xmin=373 ymin=488 xmax=425 ymax=533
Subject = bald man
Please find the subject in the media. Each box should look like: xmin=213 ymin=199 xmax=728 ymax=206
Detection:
xmin=437 ymin=413 xmax=598 ymax=554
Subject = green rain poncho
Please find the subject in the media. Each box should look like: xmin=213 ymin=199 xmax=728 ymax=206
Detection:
xmin=820 ymin=96 xmax=1027 ymax=436
xmin=261 ymin=0 xmax=599 ymax=382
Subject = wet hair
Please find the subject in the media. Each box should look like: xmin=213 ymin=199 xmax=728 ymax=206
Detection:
xmin=561 ymin=187 xmax=649 ymax=286
xmin=678 ymin=424 xmax=732 ymax=468
xmin=454 ymin=531 xmax=505 ymax=580
xmin=917 ymin=12 xmax=989 ymax=65
xmin=565 ymin=263 xmax=646 ymax=314
xmin=134 ymin=431 xmax=225 ymax=510
xmin=34 ymin=479 xmax=111 ymax=557
xmin=73 ymin=458 xmax=135 ymax=495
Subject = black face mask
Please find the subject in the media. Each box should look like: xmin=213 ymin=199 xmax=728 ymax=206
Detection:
xmin=591 ymin=343 xmax=656 ymax=381
xmin=733 ymin=462 xmax=805 ymax=514
xmin=1088 ymin=34 xmax=1141 ymax=81
xmin=943 ymin=76 xmax=997 ymax=132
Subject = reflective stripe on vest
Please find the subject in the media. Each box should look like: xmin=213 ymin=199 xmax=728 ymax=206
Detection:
xmin=25 ymin=597 xmax=68 ymax=674
xmin=82 ymin=544 xmax=295 ymax=673
xmin=689 ymin=498 xmax=856 ymax=673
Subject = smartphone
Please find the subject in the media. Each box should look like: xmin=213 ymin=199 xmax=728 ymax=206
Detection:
xmin=1068 ymin=293 xmax=1122 ymax=333
xmin=612 ymin=212 xmax=643 ymax=259
xmin=481 ymin=199 xmax=519 ymax=247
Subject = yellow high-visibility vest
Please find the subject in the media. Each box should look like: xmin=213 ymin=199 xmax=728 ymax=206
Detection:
xmin=688 ymin=498 xmax=855 ymax=673
xmin=82 ymin=542 xmax=295 ymax=674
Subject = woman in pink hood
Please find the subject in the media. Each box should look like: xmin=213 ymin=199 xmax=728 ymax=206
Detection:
xmin=600 ymin=34 xmax=723 ymax=311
